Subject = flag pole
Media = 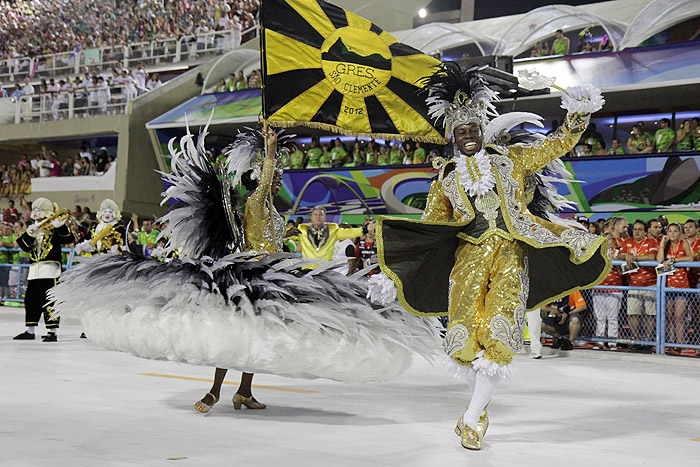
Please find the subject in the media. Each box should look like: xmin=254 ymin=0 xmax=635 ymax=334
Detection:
xmin=259 ymin=0 xmax=268 ymax=123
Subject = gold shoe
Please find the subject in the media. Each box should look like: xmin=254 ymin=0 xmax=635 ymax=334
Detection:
xmin=194 ymin=392 xmax=218 ymax=414
xmin=233 ymin=393 xmax=266 ymax=410
xmin=455 ymin=407 xmax=489 ymax=436
xmin=460 ymin=423 xmax=483 ymax=450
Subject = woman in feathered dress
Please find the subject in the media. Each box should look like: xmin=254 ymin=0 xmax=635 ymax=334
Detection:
xmin=49 ymin=125 xmax=440 ymax=411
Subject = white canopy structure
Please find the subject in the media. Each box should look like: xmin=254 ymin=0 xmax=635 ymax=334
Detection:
xmin=394 ymin=22 xmax=499 ymax=56
xmin=493 ymin=4 xmax=628 ymax=57
xmin=619 ymin=0 xmax=700 ymax=50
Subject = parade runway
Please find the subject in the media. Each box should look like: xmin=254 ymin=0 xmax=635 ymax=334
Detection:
xmin=2 ymin=308 xmax=699 ymax=467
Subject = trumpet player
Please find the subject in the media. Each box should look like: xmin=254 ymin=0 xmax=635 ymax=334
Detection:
xmin=13 ymin=198 xmax=73 ymax=342
xmin=74 ymin=199 xmax=125 ymax=255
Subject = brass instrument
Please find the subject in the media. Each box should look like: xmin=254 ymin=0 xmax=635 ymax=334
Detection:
xmin=34 ymin=209 xmax=70 ymax=232
xmin=89 ymin=224 xmax=115 ymax=247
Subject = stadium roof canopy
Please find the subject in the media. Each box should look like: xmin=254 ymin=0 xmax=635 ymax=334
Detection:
xmin=390 ymin=0 xmax=653 ymax=56
xmin=492 ymin=4 xmax=627 ymax=56
xmin=619 ymin=0 xmax=700 ymax=50
xmin=393 ymin=22 xmax=498 ymax=56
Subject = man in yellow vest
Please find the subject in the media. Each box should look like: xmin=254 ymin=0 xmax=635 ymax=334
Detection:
xmin=294 ymin=207 xmax=362 ymax=264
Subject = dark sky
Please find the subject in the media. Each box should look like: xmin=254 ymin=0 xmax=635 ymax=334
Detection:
xmin=425 ymin=0 xmax=605 ymax=18
xmin=473 ymin=0 xmax=604 ymax=20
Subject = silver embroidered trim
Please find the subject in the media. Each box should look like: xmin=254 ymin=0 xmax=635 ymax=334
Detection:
xmin=442 ymin=170 xmax=472 ymax=222
xmin=491 ymin=153 xmax=596 ymax=258
xmin=474 ymin=190 xmax=500 ymax=229
xmin=489 ymin=257 xmax=529 ymax=353
xmin=443 ymin=324 xmax=469 ymax=356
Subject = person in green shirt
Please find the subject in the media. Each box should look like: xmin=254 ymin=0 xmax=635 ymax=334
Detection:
xmin=305 ymin=139 xmax=323 ymax=169
xmin=627 ymin=125 xmax=653 ymax=154
xmin=377 ymin=145 xmax=390 ymax=166
xmin=608 ymin=139 xmax=625 ymax=155
xmin=279 ymin=150 xmax=291 ymax=169
xmin=290 ymin=149 xmax=305 ymax=169
xmin=319 ymin=145 xmax=333 ymax=168
xmin=550 ymin=29 xmax=570 ymax=55
xmin=692 ymin=117 xmax=700 ymax=149
xmin=655 ymin=118 xmax=675 ymax=153
xmin=351 ymin=142 xmax=363 ymax=166
xmin=413 ymin=141 xmax=427 ymax=164
xmin=402 ymin=142 xmax=414 ymax=164
xmin=137 ymin=219 xmax=160 ymax=254
xmin=582 ymin=123 xmax=604 ymax=152
xmin=389 ymin=142 xmax=403 ymax=165
xmin=636 ymin=121 xmax=654 ymax=143
xmin=0 ymin=223 xmax=15 ymax=299
xmin=225 ymin=73 xmax=236 ymax=92
xmin=330 ymin=139 xmax=347 ymax=167
xmin=676 ymin=119 xmax=693 ymax=151
xmin=342 ymin=154 xmax=357 ymax=167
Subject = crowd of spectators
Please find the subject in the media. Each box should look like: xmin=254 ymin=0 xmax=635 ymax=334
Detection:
xmin=0 ymin=146 xmax=115 ymax=197
xmin=1 ymin=63 xmax=163 ymax=119
xmin=570 ymin=117 xmax=700 ymax=157
xmin=273 ymin=137 xmax=439 ymax=170
xmin=0 ymin=0 xmax=258 ymax=62
xmin=557 ymin=215 xmax=700 ymax=354
xmin=529 ymin=27 xmax=614 ymax=58
xmin=213 ymin=68 xmax=261 ymax=92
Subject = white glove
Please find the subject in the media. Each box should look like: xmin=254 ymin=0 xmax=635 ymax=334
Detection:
xmin=74 ymin=240 xmax=95 ymax=255
xmin=109 ymin=245 xmax=120 ymax=254
xmin=26 ymin=224 xmax=40 ymax=237
xmin=51 ymin=217 xmax=67 ymax=228
xmin=560 ymin=85 xmax=605 ymax=114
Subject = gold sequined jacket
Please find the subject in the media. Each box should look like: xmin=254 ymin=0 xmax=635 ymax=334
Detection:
xmin=423 ymin=113 xmax=606 ymax=268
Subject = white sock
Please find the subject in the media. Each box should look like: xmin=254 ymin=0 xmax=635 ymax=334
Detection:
xmin=463 ymin=370 xmax=500 ymax=430
xmin=48 ymin=329 xmax=57 ymax=336
xmin=26 ymin=326 xmax=35 ymax=334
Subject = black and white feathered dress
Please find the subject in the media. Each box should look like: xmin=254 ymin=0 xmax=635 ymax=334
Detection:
xmin=49 ymin=132 xmax=440 ymax=383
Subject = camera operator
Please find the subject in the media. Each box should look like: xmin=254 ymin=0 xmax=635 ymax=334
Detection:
xmin=540 ymin=291 xmax=588 ymax=350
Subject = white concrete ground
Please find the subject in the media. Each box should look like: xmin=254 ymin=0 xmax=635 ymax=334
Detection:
xmin=2 ymin=307 xmax=700 ymax=467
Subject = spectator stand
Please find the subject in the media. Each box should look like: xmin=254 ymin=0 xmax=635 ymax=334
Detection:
xmin=11 ymin=85 xmax=138 ymax=124
xmin=563 ymin=260 xmax=700 ymax=356
xmin=0 ymin=25 xmax=258 ymax=85
xmin=0 ymin=247 xmax=75 ymax=304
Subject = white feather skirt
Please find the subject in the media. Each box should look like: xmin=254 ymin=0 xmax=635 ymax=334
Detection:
xmin=50 ymin=253 xmax=441 ymax=383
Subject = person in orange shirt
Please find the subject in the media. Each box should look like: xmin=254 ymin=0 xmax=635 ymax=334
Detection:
xmin=620 ymin=220 xmax=658 ymax=347
xmin=683 ymin=219 xmax=700 ymax=287
xmin=611 ymin=216 xmax=629 ymax=249
xmin=592 ymin=232 xmax=622 ymax=350
xmin=657 ymin=223 xmax=693 ymax=348
xmin=540 ymin=291 xmax=588 ymax=351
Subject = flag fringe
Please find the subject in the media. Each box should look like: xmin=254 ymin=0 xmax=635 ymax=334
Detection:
xmin=266 ymin=120 xmax=448 ymax=144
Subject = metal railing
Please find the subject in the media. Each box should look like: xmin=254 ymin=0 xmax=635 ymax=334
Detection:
xmin=0 ymin=248 xmax=75 ymax=304
xmin=4 ymin=85 xmax=138 ymax=123
xmin=0 ymin=25 xmax=258 ymax=83
xmin=571 ymin=260 xmax=700 ymax=355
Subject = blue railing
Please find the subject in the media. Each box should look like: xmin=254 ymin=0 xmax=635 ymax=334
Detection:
xmin=575 ymin=260 xmax=700 ymax=355
xmin=0 ymin=248 xmax=76 ymax=303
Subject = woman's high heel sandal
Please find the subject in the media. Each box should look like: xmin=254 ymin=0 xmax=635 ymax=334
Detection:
xmin=194 ymin=392 xmax=219 ymax=414
xmin=233 ymin=393 xmax=266 ymax=410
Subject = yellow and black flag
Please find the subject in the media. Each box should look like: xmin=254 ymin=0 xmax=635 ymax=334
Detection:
xmin=260 ymin=0 xmax=446 ymax=143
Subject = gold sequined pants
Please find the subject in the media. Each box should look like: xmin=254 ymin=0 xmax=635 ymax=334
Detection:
xmin=446 ymin=234 xmax=527 ymax=366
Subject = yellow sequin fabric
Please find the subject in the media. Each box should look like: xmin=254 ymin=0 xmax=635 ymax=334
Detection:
xmin=243 ymin=151 xmax=284 ymax=254
xmin=446 ymin=236 xmax=526 ymax=365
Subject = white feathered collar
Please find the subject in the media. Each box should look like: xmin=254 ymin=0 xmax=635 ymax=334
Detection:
xmin=454 ymin=149 xmax=496 ymax=197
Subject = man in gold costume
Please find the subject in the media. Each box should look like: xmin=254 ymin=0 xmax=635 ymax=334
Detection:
xmin=377 ymin=64 xmax=610 ymax=450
